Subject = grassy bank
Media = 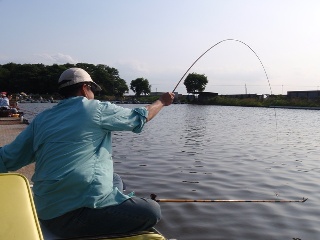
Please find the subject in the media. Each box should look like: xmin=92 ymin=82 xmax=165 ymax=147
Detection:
xmin=194 ymin=96 xmax=320 ymax=108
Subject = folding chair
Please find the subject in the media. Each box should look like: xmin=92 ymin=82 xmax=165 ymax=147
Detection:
xmin=0 ymin=173 xmax=165 ymax=240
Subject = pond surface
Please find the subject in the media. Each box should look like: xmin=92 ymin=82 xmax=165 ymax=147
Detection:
xmin=21 ymin=103 xmax=320 ymax=240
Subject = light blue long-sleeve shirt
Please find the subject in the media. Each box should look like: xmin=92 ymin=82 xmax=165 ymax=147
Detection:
xmin=0 ymin=97 xmax=148 ymax=220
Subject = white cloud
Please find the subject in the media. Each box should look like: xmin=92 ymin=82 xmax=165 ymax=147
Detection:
xmin=35 ymin=53 xmax=78 ymax=64
xmin=114 ymin=60 xmax=150 ymax=76
xmin=0 ymin=53 xmax=79 ymax=65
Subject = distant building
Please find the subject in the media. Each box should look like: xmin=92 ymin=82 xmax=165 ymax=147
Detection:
xmin=150 ymin=92 xmax=165 ymax=96
xmin=287 ymin=90 xmax=320 ymax=99
xmin=198 ymin=92 xmax=218 ymax=102
xmin=219 ymin=94 xmax=261 ymax=99
xmin=150 ymin=92 xmax=179 ymax=100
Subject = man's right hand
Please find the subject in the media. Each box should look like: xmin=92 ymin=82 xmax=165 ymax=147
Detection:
xmin=159 ymin=92 xmax=175 ymax=106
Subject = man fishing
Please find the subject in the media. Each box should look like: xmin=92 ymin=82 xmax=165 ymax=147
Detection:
xmin=0 ymin=67 xmax=175 ymax=238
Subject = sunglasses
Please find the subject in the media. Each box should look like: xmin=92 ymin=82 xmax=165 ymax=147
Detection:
xmin=85 ymin=84 xmax=97 ymax=93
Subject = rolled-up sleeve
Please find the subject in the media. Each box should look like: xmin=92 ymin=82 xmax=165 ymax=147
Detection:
xmin=99 ymin=102 xmax=148 ymax=133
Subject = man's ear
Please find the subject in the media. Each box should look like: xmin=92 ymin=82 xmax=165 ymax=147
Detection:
xmin=80 ymin=84 xmax=87 ymax=97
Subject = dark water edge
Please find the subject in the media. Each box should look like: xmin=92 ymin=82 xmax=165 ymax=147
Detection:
xmin=20 ymin=103 xmax=320 ymax=240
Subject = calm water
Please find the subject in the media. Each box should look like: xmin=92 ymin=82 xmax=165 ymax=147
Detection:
xmin=20 ymin=103 xmax=320 ymax=240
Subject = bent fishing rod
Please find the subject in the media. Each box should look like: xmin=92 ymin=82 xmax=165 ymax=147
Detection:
xmin=172 ymin=38 xmax=272 ymax=94
xmin=150 ymin=194 xmax=308 ymax=203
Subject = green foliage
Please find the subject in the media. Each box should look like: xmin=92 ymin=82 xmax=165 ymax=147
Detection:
xmin=183 ymin=72 xmax=208 ymax=93
xmin=87 ymin=64 xmax=128 ymax=96
xmin=130 ymin=78 xmax=151 ymax=97
xmin=201 ymin=96 xmax=263 ymax=106
xmin=136 ymin=95 xmax=159 ymax=103
xmin=0 ymin=63 xmax=129 ymax=97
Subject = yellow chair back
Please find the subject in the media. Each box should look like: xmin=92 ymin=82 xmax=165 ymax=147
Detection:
xmin=0 ymin=173 xmax=44 ymax=240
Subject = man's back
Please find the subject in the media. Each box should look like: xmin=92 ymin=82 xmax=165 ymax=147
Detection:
xmin=31 ymin=96 xmax=147 ymax=220
xmin=31 ymin=96 xmax=120 ymax=220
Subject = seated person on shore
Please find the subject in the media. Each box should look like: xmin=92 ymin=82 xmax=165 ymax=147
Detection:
xmin=0 ymin=92 xmax=6 ymax=109
xmin=0 ymin=68 xmax=175 ymax=238
xmin=0 ymin=92 xmax=18 ymax=114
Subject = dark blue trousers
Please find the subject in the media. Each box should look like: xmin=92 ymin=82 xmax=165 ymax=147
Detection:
xmin=40 ymin=174 xmax=161 ymax=238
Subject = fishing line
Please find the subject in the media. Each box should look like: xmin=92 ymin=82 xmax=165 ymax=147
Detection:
xmin=173 ymin=38 xmax=278 ymax=138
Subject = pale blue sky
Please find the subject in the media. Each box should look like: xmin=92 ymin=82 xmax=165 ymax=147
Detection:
xmin=1 ymin=0 xmax=320 ymax=95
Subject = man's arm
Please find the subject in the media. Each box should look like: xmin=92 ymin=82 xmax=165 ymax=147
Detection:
xmin=145 ymin=92 xmax=175 ymax=122
xmin=0 ymin=124 xmax=35 ymax=172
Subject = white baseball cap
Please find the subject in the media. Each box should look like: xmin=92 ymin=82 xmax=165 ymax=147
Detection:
xmin=58 ymin=68 xmax=102 ymax=91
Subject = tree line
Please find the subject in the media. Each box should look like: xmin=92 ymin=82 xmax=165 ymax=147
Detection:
xmin=0 ymin=62 xmax=209 ymax=97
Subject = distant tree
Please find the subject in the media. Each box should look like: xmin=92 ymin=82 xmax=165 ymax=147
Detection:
xmin=0 ymin=63 xmax=129 ymax=97
xmin=0 ymin=64 xmax=11 ymax=91
xmin=130 ymin=78 xmax=151 ymax=97
xmin=89 ymin=64 xmax=129 ymax=96
xmin=113 ymin=78 xmax=129 ymax=97
xmin=183 ymin=72 xmax=208 ymax=93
